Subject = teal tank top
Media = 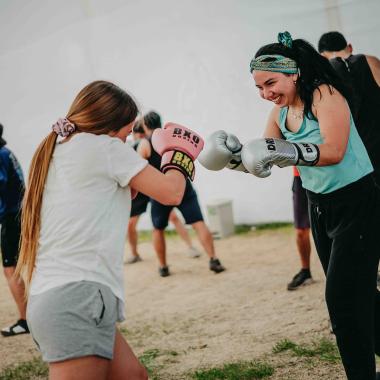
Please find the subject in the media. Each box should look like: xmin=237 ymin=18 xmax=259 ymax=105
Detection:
xmin=279 ymin=107 xmax=373 ymax=194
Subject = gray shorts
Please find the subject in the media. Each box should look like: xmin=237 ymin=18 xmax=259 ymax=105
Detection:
xmin=27 ymin=281 xmax=118 ymax=362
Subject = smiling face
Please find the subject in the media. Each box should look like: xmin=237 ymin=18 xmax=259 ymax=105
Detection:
xmin=253 ymin=70 xmax=298 ymax=107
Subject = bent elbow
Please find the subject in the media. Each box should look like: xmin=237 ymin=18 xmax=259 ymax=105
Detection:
xmin=323 ymin=146 xmax=346 ymax=165
xmin=333 ymin=149 xmax=346 ymax=164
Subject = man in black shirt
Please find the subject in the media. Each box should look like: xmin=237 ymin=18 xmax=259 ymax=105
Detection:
xmin=137 ymin=112 xmax=225 ymax=277
xmin=318 ymin=31 xmax=380 ymax=185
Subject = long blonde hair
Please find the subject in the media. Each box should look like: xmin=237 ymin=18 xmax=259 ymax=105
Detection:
xmin=16 ymin=81 xmax=138 ymax=287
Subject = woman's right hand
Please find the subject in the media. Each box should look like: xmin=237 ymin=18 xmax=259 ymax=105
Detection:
xmin=151 ymin=123 xmax=204 ymax=181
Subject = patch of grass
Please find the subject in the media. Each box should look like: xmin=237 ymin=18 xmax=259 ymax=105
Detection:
xmin=272 ymin=337 xmax=340 ymax=363
xmin=192 ymin=360 xmax=274 ymax=380
xmin=119 ymin=325 xmax=130 ymax=336
xmin=138 ymin=348 xmax=180 ymax=379
xmin=254 ymin=222 xmax=292 ymax=231
xmin=234 ymin=224 xmax=253 ymax=234
xmin=272 ymin=339 xmax=297 ymax=353
xmin=139 ymin=348 xmax=161 ymax=372
xmin=137 ymin=228 xmax=195 ymax=243
xmin=137 ymin=222 xmax=293 ymax=241
xmin=137 ymin=230 xmax=153 ymax=242
xmin=0 ymin=357 xmax=48 ymax=380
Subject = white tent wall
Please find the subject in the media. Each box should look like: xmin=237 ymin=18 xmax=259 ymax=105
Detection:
xmin=0 ymin=0 xmax=379 ymax=229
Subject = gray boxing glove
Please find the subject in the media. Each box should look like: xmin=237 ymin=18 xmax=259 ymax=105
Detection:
xmin=198 ymin=130 xmax=247 ymax=172
xmin=241 ymin=137 xmax=319 ymax=178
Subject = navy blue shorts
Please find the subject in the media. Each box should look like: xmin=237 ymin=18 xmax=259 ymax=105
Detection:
xmin=130 ymin=193 xmax=149 ymax=217
xmin=1 ymin=212 xmax=21 ymax=267
xmin=151 ymin=181 xmax=204 ymax=229
xmin=292 ymin=176 xmax=310 ymax=229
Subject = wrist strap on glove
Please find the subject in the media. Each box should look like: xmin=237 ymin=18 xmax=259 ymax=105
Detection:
xmin=293 ymin=143 xmax=320 ymax=166
xmin=161 ymin=150 xmax=195 ymax=180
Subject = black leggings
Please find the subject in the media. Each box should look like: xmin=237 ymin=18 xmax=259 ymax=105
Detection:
xmin=308 ymin=175 xmax=380 ymax=380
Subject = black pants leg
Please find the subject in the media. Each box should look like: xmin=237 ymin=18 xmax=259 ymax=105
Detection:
xmin=308 ymin=178 xmax=380 ymax=380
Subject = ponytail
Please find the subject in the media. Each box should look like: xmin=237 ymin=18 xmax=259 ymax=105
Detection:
xmin=15 ymin=132 xmax=57 ymax=288
xmin=15 ymin=80 xmax=139 ymax=289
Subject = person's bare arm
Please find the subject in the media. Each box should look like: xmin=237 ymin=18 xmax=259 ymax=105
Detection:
xmin=130 ymin=165 xmax=185 ymax=205
xmin=136 ymin=138 xmax=151 ymax=159
xmin=366 ymin=55 xmax=380 ymax=86
xmin=132 ymin=137 xmax=186 ymax=205
xmin=313 ymin=85 xmax=350 ymax=166
xmin=263 ymin=106 xmax=283 ymax=138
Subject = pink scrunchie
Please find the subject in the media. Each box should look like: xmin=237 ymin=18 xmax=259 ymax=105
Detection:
xmin=52 ymin=118 xmax=76 ymax=137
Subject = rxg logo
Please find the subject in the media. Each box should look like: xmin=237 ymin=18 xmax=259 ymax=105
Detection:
xmin=172 ymin=128 xmax=201 ymax=147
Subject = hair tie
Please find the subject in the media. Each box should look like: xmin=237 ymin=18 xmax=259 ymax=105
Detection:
xmin=278 ymin=31 xmax=293 ymax=48
xmin=52 ymin=118 xmax=76 ymax=138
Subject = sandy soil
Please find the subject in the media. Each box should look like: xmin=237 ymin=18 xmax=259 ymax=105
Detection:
xmin=0 ymin=227 xmax=346 ymax=379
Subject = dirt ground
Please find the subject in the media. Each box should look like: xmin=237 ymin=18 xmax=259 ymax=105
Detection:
xmin=0 ymin=227 xmax=347 ymax=379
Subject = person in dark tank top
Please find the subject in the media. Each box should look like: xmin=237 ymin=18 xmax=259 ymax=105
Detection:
xmin=319 ymin=30 xmax=380 ymax=306
xmin=126 ymin=120 xmax=202 ymax=264
xmin=137 ymin=111 xmax=225 ymax=277
xmin=318 ymin=31 xmax=380 ymax=186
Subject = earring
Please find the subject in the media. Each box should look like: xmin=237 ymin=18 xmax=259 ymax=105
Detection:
xmin=293 ymin=80 xmax=297 ymax=85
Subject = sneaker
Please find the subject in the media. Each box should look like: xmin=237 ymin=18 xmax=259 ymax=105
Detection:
xmin=209 ymin=258 xmax=225 ymax=274
xmin=287 ymin=269 xmax=313 ymax=291
xmin=186 ymin=247 xmax=201 ymax=258
xmin=159 ymin=266 xmax=170 ymax=277
xmin=1 ymin=319 xmax=29 ymax=337
xmin=125 ymin=255 xmax=142 ymax=264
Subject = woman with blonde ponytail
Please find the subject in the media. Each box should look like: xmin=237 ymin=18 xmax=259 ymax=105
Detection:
xmin=18 ymin=80 xmax=204 ymax=380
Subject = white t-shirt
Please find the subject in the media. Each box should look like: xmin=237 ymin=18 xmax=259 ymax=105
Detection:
xmin=29 ymin=133 xmax=148 ymax=321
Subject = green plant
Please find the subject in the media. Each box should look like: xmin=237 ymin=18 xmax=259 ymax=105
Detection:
xmin=272 ymin=337 xmax=340 ymax=363
xmin=0 ymin=357 xmax=48 ymax=380
xmin=192 ymin=360 xmax=274 ymax=380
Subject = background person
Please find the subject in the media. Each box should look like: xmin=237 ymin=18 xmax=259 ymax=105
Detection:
xmin=126 ymin=121 xmax=201 ymax=264
xmin=318 ymin=31 xmax=380 ymax=186
xmin=318 ymin=31 xmax=380 ymax=289
xmin=0 ymin=123 xmax=29 ymax=337
xmin=138 ymin=111 xmax=225 ymax=277
xmin=287 ymin=167 xmax=313 ymax=291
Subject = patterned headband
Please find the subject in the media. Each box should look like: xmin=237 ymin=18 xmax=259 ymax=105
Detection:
xmin=250 ymin=54 xmax=298 ymax=74
xmin=249 ymin=31 xmax=298 ymax=74
xmin=52 ymin=118 xmax=76 ymax=138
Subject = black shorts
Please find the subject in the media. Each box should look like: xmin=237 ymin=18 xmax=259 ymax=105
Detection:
xmin=1 ymin=212 xmax=21 ymax=267
xmin=130 ymin=193 xmax=149 ymax=217
xmin=292 ymin=176 xmax=310 ymax=229
xmin=150 ymin=181 xmax=204 ymax=229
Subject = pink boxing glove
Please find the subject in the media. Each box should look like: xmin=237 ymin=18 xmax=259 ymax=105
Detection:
xmin=151 ymin=122 xmax=204 ymax=180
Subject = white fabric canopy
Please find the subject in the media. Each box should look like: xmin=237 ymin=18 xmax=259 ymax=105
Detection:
xmin=0 ymin=0 xmax=378 ymax=227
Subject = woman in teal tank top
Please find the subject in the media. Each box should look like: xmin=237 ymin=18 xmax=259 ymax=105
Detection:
xmin=248 ymin=32 xmax=380 ymax=380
